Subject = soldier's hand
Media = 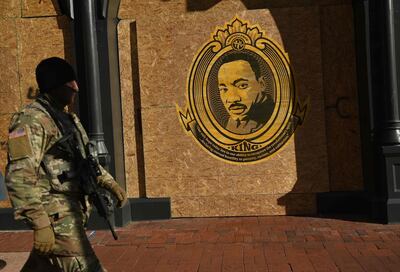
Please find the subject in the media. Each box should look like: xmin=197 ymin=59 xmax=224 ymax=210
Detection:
xmin=108 ymin=182 xmax=128 ymax=208
xmin=34 ymin=225 xmax=55 ymax=254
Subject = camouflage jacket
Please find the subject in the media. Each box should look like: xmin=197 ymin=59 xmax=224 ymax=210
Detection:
xmin=5 ymin=95 xmax=116 ymax=231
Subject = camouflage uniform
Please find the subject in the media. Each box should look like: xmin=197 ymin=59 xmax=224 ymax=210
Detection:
xmin=5 ymin=94 xmax=116 ymax=271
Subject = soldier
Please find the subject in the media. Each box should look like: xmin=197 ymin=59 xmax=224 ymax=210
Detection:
xmin=5 ymin=57 xmax=127 ymax=272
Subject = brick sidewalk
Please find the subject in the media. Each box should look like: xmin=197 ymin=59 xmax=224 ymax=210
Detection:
xmin=1 ymin=216 xmax=400 ymax=271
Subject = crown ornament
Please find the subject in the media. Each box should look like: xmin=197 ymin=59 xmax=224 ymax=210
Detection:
xmin=213 ymin=18 xmax=265 ymax=50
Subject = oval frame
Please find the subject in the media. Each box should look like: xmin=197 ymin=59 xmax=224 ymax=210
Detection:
xmin=179 ymin=18 xmax=301 ymax=164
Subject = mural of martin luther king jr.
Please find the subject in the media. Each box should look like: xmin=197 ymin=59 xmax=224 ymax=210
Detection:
xmin=217 ymin=52 xmax=275 ymax=134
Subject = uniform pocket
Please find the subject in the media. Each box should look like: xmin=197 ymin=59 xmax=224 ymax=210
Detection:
xmin=49 ymin=211 xmax=94 ymax=256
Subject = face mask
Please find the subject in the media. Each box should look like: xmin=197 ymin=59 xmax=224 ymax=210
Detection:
xmin=48 ymin=84 xmax=79 ymax=107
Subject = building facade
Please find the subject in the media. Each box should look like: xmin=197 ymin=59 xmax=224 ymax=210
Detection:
xmin=0 ymin=0 xmax=398 ymax=226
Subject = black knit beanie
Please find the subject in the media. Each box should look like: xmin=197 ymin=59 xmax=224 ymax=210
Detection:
xmin=35 ymin=57 xmax=76 ymax=93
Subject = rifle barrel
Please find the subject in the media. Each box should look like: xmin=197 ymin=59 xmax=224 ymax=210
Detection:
xmin=107 ymin=219 xmax=118 ymax=240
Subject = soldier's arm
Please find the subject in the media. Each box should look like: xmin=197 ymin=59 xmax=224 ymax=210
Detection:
xmin=5 ymin=115 xmax=51 ymax=230
xmin=70 ymin=112 xmax=127 ymax=205
xmin=96 ymin=164 xmax=118 ymax=187
xmin=70 ymin=113 xmax=119 ymax=187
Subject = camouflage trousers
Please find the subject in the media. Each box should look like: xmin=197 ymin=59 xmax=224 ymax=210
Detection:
xmin=20 ymin=211 xmax=107 ymax=272
xmin=20 ymin=250 xmax=106 ymax=272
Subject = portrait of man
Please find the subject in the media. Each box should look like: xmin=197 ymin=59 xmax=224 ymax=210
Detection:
xmin=181 ymin=18 xmax=296 ymax=162
xmin=216 ymin=52 xmax=275 ymax=134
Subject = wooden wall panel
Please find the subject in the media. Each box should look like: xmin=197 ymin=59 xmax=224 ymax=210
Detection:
xmin=118 ymin=1 xmax=331 ymax=217
xmin=21 ymin=0 xmax=59 ymax=17
xmin=0 ymin=0 xmax=20 ymax=18
xmin=117 ymin=21 xmax=139 ymax=197
xmin=0 ymin=19 xmax=20 ymax=114
xmin=321 ymin=5 xmax=363 ymax=191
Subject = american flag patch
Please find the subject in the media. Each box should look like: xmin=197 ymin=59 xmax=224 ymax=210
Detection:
xmin=9 ymin=127 xmax=27 ymax=139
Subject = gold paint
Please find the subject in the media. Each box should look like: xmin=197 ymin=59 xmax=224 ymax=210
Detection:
xmin=178 ymin=17 xmax=307 ymax=164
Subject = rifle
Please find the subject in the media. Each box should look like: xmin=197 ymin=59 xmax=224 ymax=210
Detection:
xmin=37 ymin=98 xmax=119 ymax=240
xmin=77 ymin=141 xmax=119 ymax=240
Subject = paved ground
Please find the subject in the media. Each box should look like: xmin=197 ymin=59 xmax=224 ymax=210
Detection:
xmin=1 ymin=216 xmax=400 ymax=271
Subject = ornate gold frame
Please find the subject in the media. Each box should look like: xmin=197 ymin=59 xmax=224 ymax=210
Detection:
xmin=178 ymin=17 xmax=307 ymax=164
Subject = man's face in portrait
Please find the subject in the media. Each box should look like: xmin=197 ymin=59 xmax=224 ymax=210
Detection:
xmin=218 ymin=60 xmax=265 ymax=121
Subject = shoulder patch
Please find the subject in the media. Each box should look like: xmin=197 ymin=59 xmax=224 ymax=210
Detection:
xmin=8 ymin=126 xmax=33 ymax=161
